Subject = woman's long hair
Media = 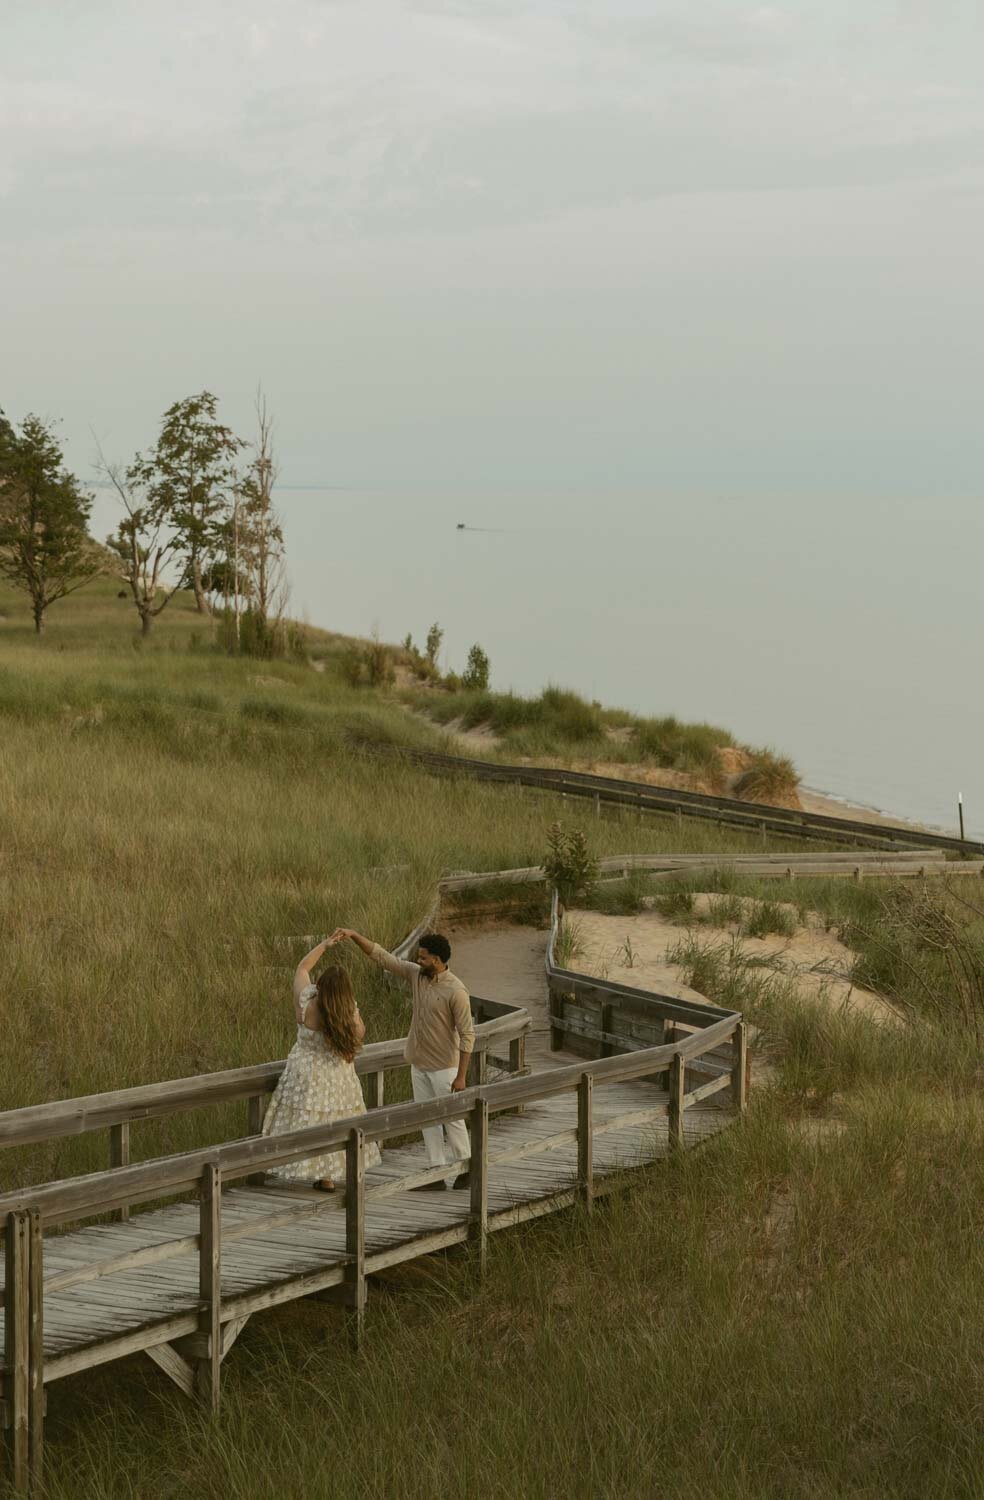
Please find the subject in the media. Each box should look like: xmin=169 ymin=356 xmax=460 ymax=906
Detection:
xmin=315 ymin=966 xmax=362 ymax=1062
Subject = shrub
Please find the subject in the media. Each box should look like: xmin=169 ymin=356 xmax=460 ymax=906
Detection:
xmin=425 ymin=622 xmax=443 ymax=667
xmin=542 ymin=823 xmax=599 ymax=907
xmin=539 ymin=686 xmax=603 ymax=742
xmin=743 ymin=899 xmax=798 ymax=940
xmin=461 ymin=644 xmax=490 ymax=691
xmin=733 ymin=749 xmax=800 ymax=802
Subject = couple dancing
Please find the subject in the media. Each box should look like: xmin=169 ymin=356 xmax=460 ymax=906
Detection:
xmin=261 ymin=926 xmax=475 ymax=1192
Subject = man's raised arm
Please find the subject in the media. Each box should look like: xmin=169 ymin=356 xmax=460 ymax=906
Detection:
xmin=330 ymin=927 xmax=419 ymax=980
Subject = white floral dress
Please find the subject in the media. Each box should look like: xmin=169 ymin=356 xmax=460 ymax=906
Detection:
xmin=262 ymin=985 xmax=382 ymax=1184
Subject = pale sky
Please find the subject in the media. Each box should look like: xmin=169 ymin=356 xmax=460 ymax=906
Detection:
xmin=5 ymin=2 xmax=984 ymax=826
xmin=3 ymin=0 xmax=983 ymax=502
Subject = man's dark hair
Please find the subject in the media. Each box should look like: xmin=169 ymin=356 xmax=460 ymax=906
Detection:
xmin=418 ymin=932 xmax=451 ymax=964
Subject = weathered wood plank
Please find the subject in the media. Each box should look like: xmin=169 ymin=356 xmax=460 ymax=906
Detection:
xmin=195 ymin=1164 xmax=221 ymax=1412
xmin=577 ymin=1075 xmax=593 ymax=1213
xmin=668 ymin=1055 xmax=685 ymax=1151
xmin=146 ymin=1341 xmax=195 ymax=1399
xmin=4 ymin=1212 xmax=30 ymax=1494
xmin=344 ymin=1130 xmax=365 ymax=1351
xmin=27 ymin=1210 xmax=43 ymax=1492
xmin=468 ymin=1099 xmax=489 ymax=1278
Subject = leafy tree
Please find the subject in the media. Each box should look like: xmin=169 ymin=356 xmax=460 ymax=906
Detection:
xmin=130 ymin=392 xmax=244 ymax=615
xmin=461 ymin=643 xmax=490 ymax=690
xmin=425 ymin=621 xmax=443 ymax=667
xmin=0 ymin=413 xmax=102 ymax=634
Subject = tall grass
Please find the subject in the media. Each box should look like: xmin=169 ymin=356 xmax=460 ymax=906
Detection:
xmin=2 ymin=581 xmax=977 ymax=1500
xmin=26 ymin=1094 xmax=984 ymax=1500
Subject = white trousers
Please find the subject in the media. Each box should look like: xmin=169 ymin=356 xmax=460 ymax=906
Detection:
xmin=411 ymin=1065 xmax=470 ymax=1187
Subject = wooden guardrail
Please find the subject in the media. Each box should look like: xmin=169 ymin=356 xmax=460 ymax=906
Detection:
xmin=543 ymin=888 xmax=742 ymax=1091
xmin=0 ymin=1009 xmax=745 ymax=1491
xmin=381 ymin=745 xmax=984 ymax=857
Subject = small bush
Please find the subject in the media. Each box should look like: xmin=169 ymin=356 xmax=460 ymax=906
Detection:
xmin=461 ymin=644 xmax=490 ymax=691
xmin=543 ymin=823 xmax=599 ymax=907
xmin=743 ymin=899 xmax=797 ymax=939
xmin=653 ymin=888 xmax=695 ymax=922
xmin=554 ymin=917 xmax=585 ymax=968
xmin=733 ymin=749 xmax=800 ymax=802
xmin=425 ymin=621 xmax=443 ymax=667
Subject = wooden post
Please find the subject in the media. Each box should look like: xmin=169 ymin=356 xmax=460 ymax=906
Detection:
xmin=247 ymin=1095 xmax=265 ymax=1136
xmin=109 ymin=1122 xmax=130 ymax=1223
xmin=509 ymin=1034 xmax=526 ymax=1117
xmin=548 ymin=985 xmax=564 ymax=1052
xmin=668 ymin=1053 xmax=685 ymax=1151
xmin=599 ymin=1003 xmax=613 ymax=1059
xmin=4 ymin=1210 xmax=29 ymax=1495
xmin=468 ymin=1099 xmax=489 ymax=1277
xmin=27 ymin=1211 xmax=43 ymax=1492
xmin=195 ymin=1163 xmax=221 ymax=1411
xmin=344 ymin=1129 xmax=366 ymax=1352
xmin=368 ymin=1070 xmax=385 ymax=1110
xmin=577 ymin=1074 xmax=594 ymax=1212
xmin=731 ymin=1023 xmax=748 ymax=1112
xmin=470 ymin=1048 xmax=488 ymax=1087
xmin=246 ymin=1095 xmax=266 ymax=1186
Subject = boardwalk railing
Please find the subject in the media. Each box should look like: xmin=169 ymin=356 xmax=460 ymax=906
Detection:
xmin=0 ymin=1005 xmax=528 ymax=1162
xmin=0 ymin=1007 xmax=744 ymax=1492
xmin=544 ymin=888 xmax=744 ymax=1096
xmin=379 ymin=745 xmax=984 ymax=857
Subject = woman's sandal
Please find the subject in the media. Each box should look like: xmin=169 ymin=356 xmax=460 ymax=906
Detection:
xmin=314 ymin=1178 xmax=336 ymax=1193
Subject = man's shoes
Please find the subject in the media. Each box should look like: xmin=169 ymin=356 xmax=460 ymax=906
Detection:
xmin=452 ymin=1172 xmax=471 ymax=1190
xmin=413 ymin=1180 xmax=448 ymax=1192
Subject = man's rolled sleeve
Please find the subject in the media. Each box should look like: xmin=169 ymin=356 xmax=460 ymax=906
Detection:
xmin=369 ymin=943 xmax=419 ymax=982
xmin=450 ymin=985 xmax=475 ymax=1056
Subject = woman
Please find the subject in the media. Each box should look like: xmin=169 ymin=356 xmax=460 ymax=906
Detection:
xmin=262 ymin=937 xmax=381 ymax=1191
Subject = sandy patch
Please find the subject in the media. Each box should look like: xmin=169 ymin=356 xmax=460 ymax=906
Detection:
xmin=565 ymin=898 xmax=900 ymax=1026
xmin=443 ymin=921 xmax=576 ymax=1068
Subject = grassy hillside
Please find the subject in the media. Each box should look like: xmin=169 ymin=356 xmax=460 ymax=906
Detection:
xmin=2 ymin=579 xmax=980 ymax=1500
xmin=0 ymin=577 xmax=787 ymax=1181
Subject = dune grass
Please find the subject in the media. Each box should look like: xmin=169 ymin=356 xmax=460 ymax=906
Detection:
xmin=405 ymin=682 xmax=763 ymax=784
xmin=1 ymin=581 xmax=978 ymax=1500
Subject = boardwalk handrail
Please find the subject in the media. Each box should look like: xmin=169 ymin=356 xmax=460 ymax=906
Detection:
xmin=544 ymin=887 xmax=741 ymax=1067
xmin=0 ymin=1015 xmax=740 ymax=1228
xmin=0 ymin=1007 xmax=529 ymax=1152
xmin=382 ymin=745 xmax=984 ymax=857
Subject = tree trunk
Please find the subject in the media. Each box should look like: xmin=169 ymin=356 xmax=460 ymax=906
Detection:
xmin=191 ymin=558 xmax=211 ymax=615
xmin=33 ymin=603 xmax=44 ymax=636
xmin=140 ymin=609 xmax=152 ymax=638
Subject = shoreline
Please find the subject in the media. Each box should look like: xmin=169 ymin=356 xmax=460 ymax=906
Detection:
xmin=798 ymin=784 xmax=954 ymax=839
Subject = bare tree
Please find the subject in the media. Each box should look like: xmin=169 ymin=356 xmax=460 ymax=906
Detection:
xmin=98 ymin=446 xmax=185 ymax=637
xmin=224 ymin=388 xmax=288 ymax=652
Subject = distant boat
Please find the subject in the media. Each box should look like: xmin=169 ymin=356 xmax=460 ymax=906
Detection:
xmin=456 ymin=523 xmax=466 ymax=530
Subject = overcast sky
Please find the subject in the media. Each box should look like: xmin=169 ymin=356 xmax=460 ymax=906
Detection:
xmin=3 ymin=1 xmax=983 ymax=504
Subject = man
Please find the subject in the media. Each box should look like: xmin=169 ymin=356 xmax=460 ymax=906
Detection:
xmin=330 ymin=927 xmax=474 ymax=1190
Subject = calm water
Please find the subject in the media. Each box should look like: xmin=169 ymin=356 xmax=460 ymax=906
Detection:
xmin=283 ymin=486 xmax=981 ymax=837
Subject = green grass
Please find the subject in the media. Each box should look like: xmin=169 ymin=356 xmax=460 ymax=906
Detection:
xmin=27 ymin=1093 xmax=984 ymax=1500
xmin=404 ymin=682 xmax=793 ymax=787
xmin=2 ymin=579 xmax=980 ymax=1500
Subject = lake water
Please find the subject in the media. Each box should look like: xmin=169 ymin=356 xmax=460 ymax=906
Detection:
xmin=276 ymin=482 xmax=981 ymax=839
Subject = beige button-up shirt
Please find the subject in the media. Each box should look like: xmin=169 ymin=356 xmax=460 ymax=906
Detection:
xmin=369 ymin=944 xmax=475 ymax=1071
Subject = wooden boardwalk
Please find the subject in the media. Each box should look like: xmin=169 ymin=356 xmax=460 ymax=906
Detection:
xmin=0 ymin=870 xmax=761 ymax=1493
xmin=1 ymin=1079 xmax=730 ymax=1386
